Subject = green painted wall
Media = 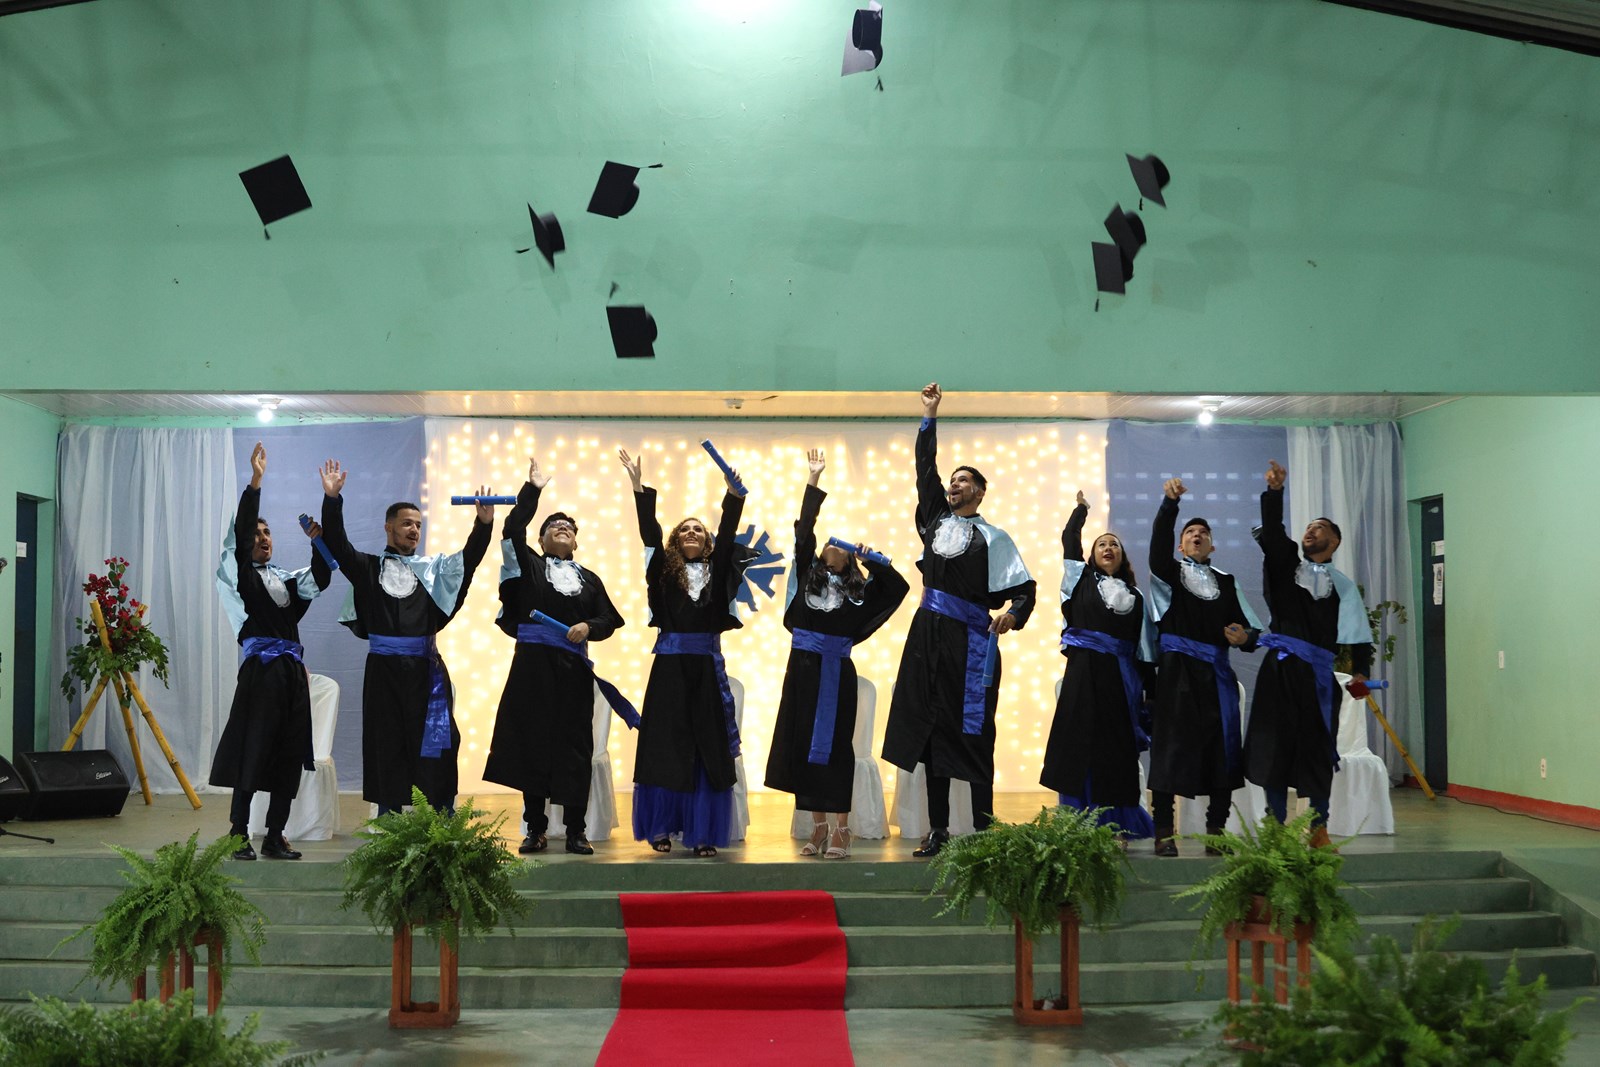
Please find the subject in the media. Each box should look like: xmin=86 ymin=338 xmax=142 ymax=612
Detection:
xmin=0 ymin=397 xmax=61 ymax=756
xmin=1402 ymin=397 xmax=1600 ymax=808
xmin=2 ymin=0 xmax=1597 ymax=396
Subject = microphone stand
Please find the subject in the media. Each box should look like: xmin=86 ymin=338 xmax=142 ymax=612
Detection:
xmin=0 ymin=825 xmax=56 ymax=845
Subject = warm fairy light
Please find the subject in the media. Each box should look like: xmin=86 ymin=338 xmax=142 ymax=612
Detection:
xmin=423 ymin=418 xmax=1109 ymax=797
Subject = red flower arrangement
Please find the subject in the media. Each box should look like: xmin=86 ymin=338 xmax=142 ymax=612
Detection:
xmin=60 ymin=557 xmax=171 ymax=699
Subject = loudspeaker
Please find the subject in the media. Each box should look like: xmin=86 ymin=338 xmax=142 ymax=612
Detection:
xmin=16 ymin=750 xmax=130 ymax=820
xmin=0 ymin=756 xmax=30 ymax=822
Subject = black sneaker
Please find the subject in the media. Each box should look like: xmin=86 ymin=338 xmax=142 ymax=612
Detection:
xmin=232 ymin=841 xmax=257 ymax=861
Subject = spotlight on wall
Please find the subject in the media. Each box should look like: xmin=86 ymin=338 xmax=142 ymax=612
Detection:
xmin=1196 ymin=404 xmax=1217 ymax=427
xmin=257 ymin=396 xmax=283 ymax=423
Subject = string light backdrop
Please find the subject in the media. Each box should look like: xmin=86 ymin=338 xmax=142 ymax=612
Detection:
xmin=420 ymin=417 xmax=1108 ymax=796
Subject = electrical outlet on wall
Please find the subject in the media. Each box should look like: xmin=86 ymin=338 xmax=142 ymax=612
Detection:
xmin=1540 ymin=758 xmax=1547 ymax=779
xmin=1498 ymin=650 xmax=1505 ymax=669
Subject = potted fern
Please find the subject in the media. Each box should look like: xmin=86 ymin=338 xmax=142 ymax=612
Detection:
xmin=60 ymin=832 xmax=267 ymax=1013
xmin=1173 ymin=809 xmax=1357 ymax=1002
xmin=340 ymin=788 xmax=534 ymax=1028
xmin=1191 ymin=917 xmax=1582 ymax=1064
xmin=928 ymin=804 xmax=1129 ymax=1025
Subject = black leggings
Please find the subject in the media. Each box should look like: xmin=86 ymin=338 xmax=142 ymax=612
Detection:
xmin=927 ymin=773 xmax=994 ymax=832
xmin=1150 ymin=790 xmax=1230 ymax=833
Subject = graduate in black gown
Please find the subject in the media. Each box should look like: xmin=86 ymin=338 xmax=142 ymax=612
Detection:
xmin=317 ymin=459 xmax=494 ymax=814
xmin=483 ymin=456 xmax=629 ymax=857
xmin=1039 ymin=490 xmax=1155 ymax=839
xmin=211 ymin=443 xmax=332 ymax=861
xmin=764 ymin=449 xmax=909 ymax=859
xmin=619 ymin=446 xmax=757 ymax=858
xmin=1146 ymin=476 xmax=1262 ymax=856
xmin=882 ymin=383 xmax=1036 ymax=858
xmin=1244 ymin=460 xmax=1373 ymax=849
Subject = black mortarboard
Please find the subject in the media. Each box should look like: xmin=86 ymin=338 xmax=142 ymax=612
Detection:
xmin=607 ymin=305 xmax=657 ymax=359
xmin=1103 ymin=204 xmax=1147 ymax=263
xmin=1127 ymin=153 xmax=1170 ymax=207
xmin=1092 ymin=242 xmax=1131 ymax=294
xmin=587 ymin=162 xmax=641 ymax=218
xmin=239 ymin=155 xmax=311 ymax=227
xmin=842 ymin=1 xmax=884 ymax=76
xmin=525 ymin=204 xmax=564 ymax=268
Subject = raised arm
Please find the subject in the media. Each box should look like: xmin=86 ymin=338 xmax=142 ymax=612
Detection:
xmin=1063 ymin=491 xmax=1089 ymax=562
xmin=1148 ymin=478 xmax=1184 ymax=585
xmin=856 ymin=554 xmax=911 ymax=642
xmin=710 ymin=489 xmax=747 ymax=593
xmin=914 ymin=383 xmax=949 ymax=534
xmin=316 ymin=459 xmax=368 ymax=576
xmin=503 ymin=457 xmax=549 ymax=550
xmin=446 ymin=487 xmax=496 ymax=620
xmin=795 ymin=449 xmax=826 ymax=567
xmin=620 ymin=448 xmax=663 ymax=550
xmin=1259 ymin=461 xmax=1298 ymax=571
xmin=234 ymin=443 xmax=266 ymax=573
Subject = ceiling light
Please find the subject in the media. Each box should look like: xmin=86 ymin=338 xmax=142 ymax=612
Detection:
xmin=1197 ymin=404 xmax=1217 ymax=427
xmin=257 ymin=396 xmax=282 ymax=423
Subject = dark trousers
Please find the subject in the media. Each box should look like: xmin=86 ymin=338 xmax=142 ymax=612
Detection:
xmin=229 ymin=789 xmax=291 ymax=837
xmin=1264 ymin=787 xmax=1330 ymax=826
xmin=525 ymin=792 xmax=588 ymax=839
xmin=927 ymin=773 xmax=994 ymax=832
xmin=1151 ymin=790 xmax=1230 ymax=833
xmin=377 ymin=787 xmax=454 ymax=818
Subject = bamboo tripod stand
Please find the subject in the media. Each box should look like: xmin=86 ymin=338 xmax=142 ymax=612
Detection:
xmin=1363 ymin=691 xmax=1435 ymax=800
xmin=62 ymin=599 xmax=202 ymax=809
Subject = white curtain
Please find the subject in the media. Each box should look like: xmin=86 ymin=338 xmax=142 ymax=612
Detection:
xmin=1286 ymin=424 xmax=1418 ymax=781
xmin=51 ymin=426 xmax=238 ymax=794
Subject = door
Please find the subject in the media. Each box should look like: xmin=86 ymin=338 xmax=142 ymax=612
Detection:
xmin=1419 ymin=496 xmax=1447 ymax=792
xmin=11 ymin=496 xmax=41 ymax=756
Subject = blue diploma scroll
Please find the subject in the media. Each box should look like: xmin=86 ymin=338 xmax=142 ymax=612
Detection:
xmin=699 ymin=439 xmax=746 ymax=495
xmin=450 ymin=495 xmax=517 ymax=505
xmin=529 ymin=610 xmax=573 ymax=635
xmin=981 ymin=631 xmax=1000 ymax=687
xmin=297 ymin=513 xmax=339 ymax=570
xmin=825 ymin=536 xmax=891 ymax=567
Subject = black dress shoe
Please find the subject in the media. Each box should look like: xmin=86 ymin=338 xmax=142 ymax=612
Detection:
xmin=911 ymin=829 xmax=950 ymax=858
xmin=565 ymin=835 xmax=594 ymax=855
xmin=519 ymin=834 xmax=549 ymax=854
xmin=232 ymin=841 xmax=257 ymax=861
xmin=261 ymin=835 xmax=301 ymax=860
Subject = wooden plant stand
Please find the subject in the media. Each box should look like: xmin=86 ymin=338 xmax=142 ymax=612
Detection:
xmin=1012 ymin=906 xmax=1083 ymax=1026
xmin=130 ymin=928 xmax=225 ymax=1014
xmin=1224 ymin=899 xmax=1314 ymax=1006
xmin=390 ymin=922 xmax=461 ymax=1029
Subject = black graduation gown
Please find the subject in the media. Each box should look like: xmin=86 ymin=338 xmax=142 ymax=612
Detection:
xmin=482 ymin=481 xmax=625 ymax=806
xmin=631 ymin=488 xmax=756 ymax=793
xmin=319 ymin=493 xmax=491 ymax=810
xmin=1243 ymin=487 xmax=1373 ymax=798
xmin=1147 ymin=495 xmax=1258 ymax=798
xmin=881 ymin=419 xmax=1036 ymax=783
xmin=210 ymin=486 xmax=331 ymax=796
xmin=764 ymin=484 xmax=909 ymax=812
xmin=1039 ymin=503 xmax=1148 ymax=806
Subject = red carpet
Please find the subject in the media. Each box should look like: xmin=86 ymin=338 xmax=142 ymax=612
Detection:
xmin=596 ymin=890 xmax=854 ymax=1066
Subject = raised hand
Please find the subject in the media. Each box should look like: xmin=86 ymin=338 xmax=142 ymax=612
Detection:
xmin=529 ymin=456 xmax=551 ymax=490
xmin=1076 ymin=490 xmax=1088 ymax=509
xmin=806 ymin=448 xmax=825 ymax=486
xmin=320 ymin=459 xmax=347 ymax=497
xmin=249 ymin=442 xmax=267 ymax=488
xmin=921 ymin=382 xmax=942 ymax=417
xmin=302 ymin=518 xmax=323 ymax=540
xmin=725 ymin=465 xmax=747 ymax=497
xmin=475 ymin=485 xmax=495 ymax=524
xmin=1163 ymin=477 xmax=1186 ymax=501
xmin=1265 ymin=460 xmax=1287 ymax=491
xmin=618 ymin=448 xmax=643 ymax=490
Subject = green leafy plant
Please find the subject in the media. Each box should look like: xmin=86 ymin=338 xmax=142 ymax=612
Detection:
xmin=59 ymin=833 xmax=267 ymax=991
xmin=1187 ymin=918 xmax=1583 ymax=1066
xmin=1335 ymin=584 xmax=1407 ymax=674
xmin=0 ymin=992 xmax=322 ymax=1066
xmin=1173 ymin=809 xmax=1358 ymax=953
xmin=60 ymin=557 xmax=171 ymax=699
xmin=340 ymin=787 xmax=534 ymax=949
xmin=927 ymin=804 xmax=1129 ymax=937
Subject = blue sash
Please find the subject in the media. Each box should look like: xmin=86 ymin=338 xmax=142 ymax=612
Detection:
xmin=515 ymin=624 xmax=641 ymax=729
xmin=1061 ymin=627 xmax=1147 ymax=750
xmin=239 ymin=637 xmax=304 ymax=666
xmin=369 ymin=634 xmax=452 ymax=759
xmin=920 ymin=588 xmax=993 ymax=735
xmin=791 ymin=629 xmax=855 ymax=764
xmin=652 ymin=632 xmax=740 ymax=757
xmin=1259 ymin=632 xmax=1341 ymax=769
xmin=1159 ymin=633 xmax=1242 ymax=774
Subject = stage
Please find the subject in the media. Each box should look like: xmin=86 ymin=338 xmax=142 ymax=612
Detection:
xmin=3 ymin=789 xmax=1599 ymax=1064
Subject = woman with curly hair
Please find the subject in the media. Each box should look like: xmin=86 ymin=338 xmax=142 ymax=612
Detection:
xmin=1040 ymin=490 xmax=1155 ymax=840
xmin=619 ymin=446 xmax=756 ymax=858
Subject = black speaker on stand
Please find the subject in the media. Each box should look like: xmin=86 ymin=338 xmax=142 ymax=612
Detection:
xmin=16 ymin=750 xmax=131 ymax=820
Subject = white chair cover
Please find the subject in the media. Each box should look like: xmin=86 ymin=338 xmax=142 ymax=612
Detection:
xmin=546 ymin=683 xmax=622 ymax=841
xmin=886 ymin=683 xmax=977 ymax=839
xmin=249 ymin=672 xmax=340 ymax=841
xmin=1327 ymin=672 xmax=1395 ymax=836
xmin=789 ymin=675 xmax=891 ymax=840
xmin=1178 ymin=681 xmax=1269 ymax=835
xmin=728 ymin=676 xmax=750 ymax=842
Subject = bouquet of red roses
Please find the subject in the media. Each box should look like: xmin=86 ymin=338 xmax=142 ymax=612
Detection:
xmin=60 ymin=557 xmax=172 ymax=699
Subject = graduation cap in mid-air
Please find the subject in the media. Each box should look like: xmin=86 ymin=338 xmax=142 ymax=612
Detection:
xmin=1092 ymin=242 xmax=1133 ymax=295
xmin=588 ymin=162 xmax=643 ymax=218
xmin=1103 ymin=204 xmax=1147 ymax=263
xmin=842 ymin=2 xmax=884 ymax=76
xmin=239 ymin=155 xmax=311 ymax=230
xmin=1127 ymin=153 xmax=1170 ymax=207
xmin=516 ymin=204 xmax=564 ymax=268
xmin=607 ymin=305 xmax=657 ymax=359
